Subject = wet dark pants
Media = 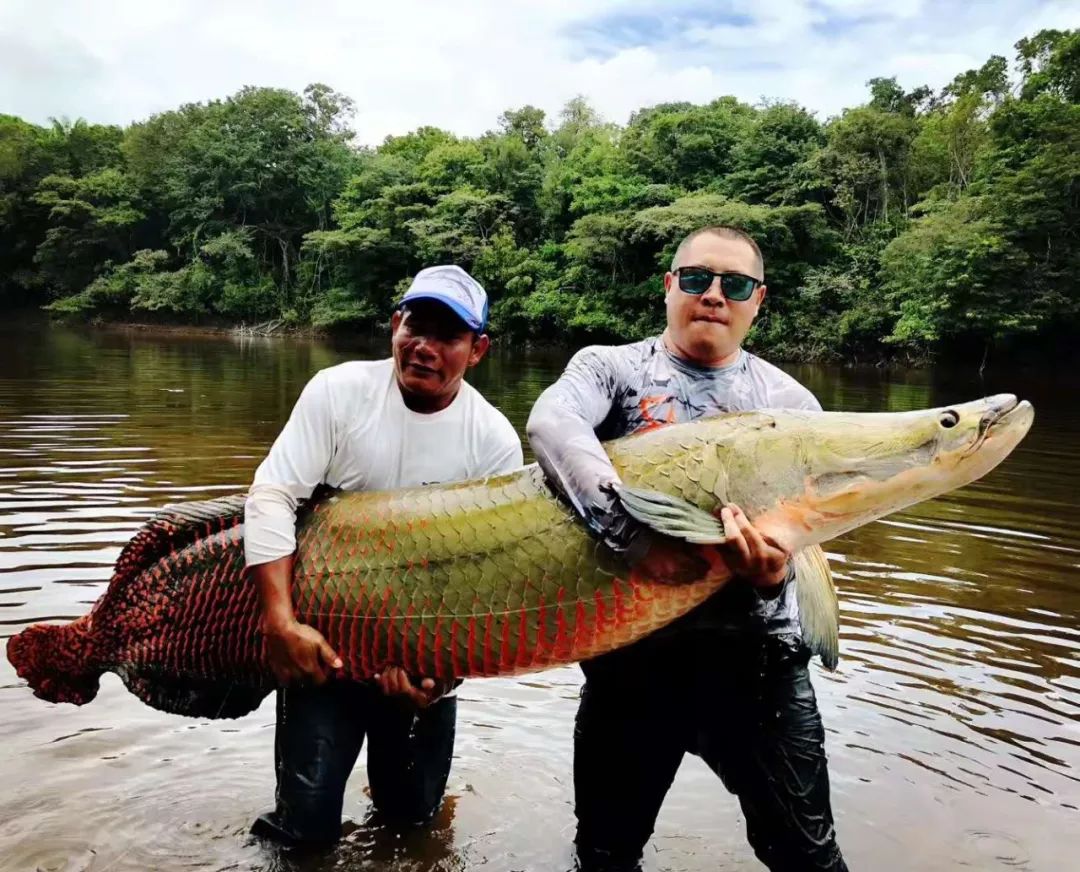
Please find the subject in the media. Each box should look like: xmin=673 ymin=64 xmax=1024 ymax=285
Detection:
xmin=250 ymin=681 xmax=456 ymax=845
xmin=574 ymin=635 xmax=848 ymax=872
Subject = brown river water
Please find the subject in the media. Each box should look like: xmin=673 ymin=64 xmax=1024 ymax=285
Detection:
xmin=0 ymin=322 xmax=1077 ymax=871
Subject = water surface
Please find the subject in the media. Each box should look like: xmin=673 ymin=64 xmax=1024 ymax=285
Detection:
xmin=0 ymin=323 xmax=1077 ymax=871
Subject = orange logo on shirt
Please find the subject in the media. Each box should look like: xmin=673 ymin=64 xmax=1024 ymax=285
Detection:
xmin=638 ymin=394 xmax=677 ymax=432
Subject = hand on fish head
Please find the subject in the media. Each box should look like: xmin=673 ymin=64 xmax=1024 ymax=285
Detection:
xmin=628 ymin=502 xmax=791 ymax=591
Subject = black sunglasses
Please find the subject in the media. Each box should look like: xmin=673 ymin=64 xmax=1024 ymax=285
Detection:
xmin=673 ymin=267 xmax=762 ymax=302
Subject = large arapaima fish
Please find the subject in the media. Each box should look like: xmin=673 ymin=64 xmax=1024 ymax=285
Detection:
xmin=7 ymin=395 xmax=1032 ymax=720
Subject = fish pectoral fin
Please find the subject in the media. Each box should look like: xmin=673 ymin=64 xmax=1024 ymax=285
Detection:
xmin=792 ymin=544 xmax=840 ymax=671
xmin=613 ymin=485 xmax=727 ymax=545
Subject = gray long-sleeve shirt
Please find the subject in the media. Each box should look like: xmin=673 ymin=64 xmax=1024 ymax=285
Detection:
xmin=527 ymin=336 xmax=821 ymax=639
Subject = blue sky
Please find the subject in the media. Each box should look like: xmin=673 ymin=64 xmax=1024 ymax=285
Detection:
xmin=0 ymin=0 xmax=1076 ymax=145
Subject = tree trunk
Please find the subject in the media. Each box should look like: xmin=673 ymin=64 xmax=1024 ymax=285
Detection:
xmin=878 ymin=149 xmax=889 ymax=222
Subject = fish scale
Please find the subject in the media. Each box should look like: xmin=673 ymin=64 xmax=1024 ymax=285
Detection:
xmin=7 ymin=398 xmax=1033 ymax=719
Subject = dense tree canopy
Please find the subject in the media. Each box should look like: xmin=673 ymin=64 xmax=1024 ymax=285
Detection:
xmin=1 ymin=29 xmax=1076 ymax=361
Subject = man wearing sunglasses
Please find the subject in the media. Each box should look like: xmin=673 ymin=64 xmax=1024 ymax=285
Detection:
xmin=527 ymin=226 xmax=847 ymax=871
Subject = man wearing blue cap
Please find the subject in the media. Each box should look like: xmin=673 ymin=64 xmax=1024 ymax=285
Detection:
xmin=244 ymin=265 xmax=522 ymax=845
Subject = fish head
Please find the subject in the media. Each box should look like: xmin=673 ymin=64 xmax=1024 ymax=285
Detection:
xmin=740 ymin=394 xmax=1034 ymax=549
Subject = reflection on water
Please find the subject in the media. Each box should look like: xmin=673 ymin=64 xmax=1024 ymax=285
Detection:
xmin=0 ymin=322 xmax=1077 ymax=871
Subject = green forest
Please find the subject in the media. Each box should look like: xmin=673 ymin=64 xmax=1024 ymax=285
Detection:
xmin=1 ymin=29 xmax=1076 ymax=361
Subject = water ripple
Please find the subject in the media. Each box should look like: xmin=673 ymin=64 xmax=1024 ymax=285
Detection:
xmin=0 ymin=327 xmax=1076 ymax=871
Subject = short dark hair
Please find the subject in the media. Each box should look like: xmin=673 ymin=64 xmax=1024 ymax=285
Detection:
xmin=670 ymin=226 xmax=764 ymax=280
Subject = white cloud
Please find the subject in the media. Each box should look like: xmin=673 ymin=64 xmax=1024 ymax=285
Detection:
xmin=816 ymin=0 xmax=925 ymax=17
xmin=0 ymin=0 xmax=1076 ymax=143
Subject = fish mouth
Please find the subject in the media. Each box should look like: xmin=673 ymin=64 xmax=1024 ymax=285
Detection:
xmin=965 ymin=394 xmax=1030 ymax=455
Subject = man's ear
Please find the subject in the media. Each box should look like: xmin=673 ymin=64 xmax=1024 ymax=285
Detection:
xmin=663 ymin=271 xmax=674 ymax=296
xmin=391 ymin=309 xmax=403 ymax=332
xmin=754 ymin=284 xmax=768 ymax=313
xmin=469 ymin=333 xmax=491 ymax=366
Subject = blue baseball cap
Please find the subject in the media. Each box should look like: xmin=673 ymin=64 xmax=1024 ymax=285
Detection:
xmin=398 ymin=265 xmax=489 ymax=333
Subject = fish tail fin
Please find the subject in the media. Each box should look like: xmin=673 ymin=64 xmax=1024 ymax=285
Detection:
xmin=793 ymin=545 xmax=840 ymax=670
xmin=6 ymin=617 xmax=102 ymax=705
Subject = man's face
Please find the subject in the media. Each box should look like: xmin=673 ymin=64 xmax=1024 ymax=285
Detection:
xmin=391 ymin=300 xmax=489 ymax=404
xmin=663 ymin=234 xmax=767 ymax=365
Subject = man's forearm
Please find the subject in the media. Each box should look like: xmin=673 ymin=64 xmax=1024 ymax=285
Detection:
xmin=528 ymin=400 xmax=652 ymax=558
xmin=251 ymin=554 xmax=296 ymax=631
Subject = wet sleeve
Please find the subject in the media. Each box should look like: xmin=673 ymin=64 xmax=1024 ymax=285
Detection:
xmin=526 ymin=347 xmax=641 ymax=554
xmin=244 ymin=371 xmax=335 ymax=567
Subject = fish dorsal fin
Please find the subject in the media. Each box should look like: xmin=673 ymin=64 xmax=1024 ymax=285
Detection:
xmin=111 ymin=493 xmax=249 ymax=585
xmin=110 ymin=484 xmax=338 ymax=587
xmin=793 ymin=545 xmax=840 ymax=670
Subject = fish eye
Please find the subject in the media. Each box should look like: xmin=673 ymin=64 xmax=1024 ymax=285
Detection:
xmin=939 ymin=410 xmax=959 ymax=429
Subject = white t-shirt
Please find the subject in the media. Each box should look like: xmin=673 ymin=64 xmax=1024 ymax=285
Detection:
xmin=244 ymin=358 xmax=524 ymax=566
